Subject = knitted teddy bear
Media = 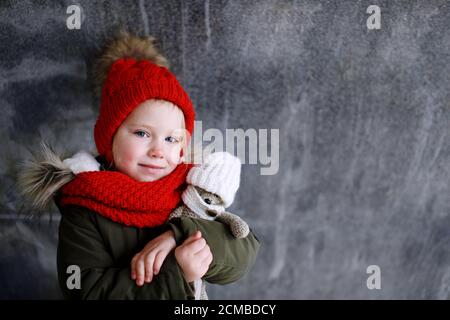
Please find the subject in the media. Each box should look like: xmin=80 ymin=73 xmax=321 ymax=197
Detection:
xmin=169 ymin=152 xmax=249 ymax=239
xmin=168 ymin=151 xmax=249 ymax=300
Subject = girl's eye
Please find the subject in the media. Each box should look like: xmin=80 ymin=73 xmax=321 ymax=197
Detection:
xmin=165 ymin=136 xmax=179 ymax=143
xmin=134 ymin=131 xmax=149 ymax=138
xmin=204 ymin=198 xmax=212 ymax=205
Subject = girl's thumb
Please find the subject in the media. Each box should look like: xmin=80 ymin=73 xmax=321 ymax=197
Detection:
xmin=183 ymin=231 xmax=201 ymax=245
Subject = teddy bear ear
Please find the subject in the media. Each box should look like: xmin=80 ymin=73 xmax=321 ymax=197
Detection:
xmin=92 ymin=30 xmax=169 ymax=97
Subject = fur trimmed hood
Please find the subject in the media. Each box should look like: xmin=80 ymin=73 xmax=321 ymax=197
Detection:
xmin=17 ymin=141 xmax=102 ymax=213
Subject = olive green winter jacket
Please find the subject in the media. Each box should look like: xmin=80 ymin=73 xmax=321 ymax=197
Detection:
xmin=55 ymin=201 xmax=260 ymax=300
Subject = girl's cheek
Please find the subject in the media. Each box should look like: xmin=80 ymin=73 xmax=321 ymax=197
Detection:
xmin=114 ymin=140 xmax=136 ymax=167
xmin=165 ymin=145 xmax=182 ymax=165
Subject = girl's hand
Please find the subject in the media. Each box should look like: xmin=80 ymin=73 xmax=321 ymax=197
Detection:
xmin=174 ymin=231 xmax=213 ymax=283
xmin=131 ymin=230 xmax=176 ymax=286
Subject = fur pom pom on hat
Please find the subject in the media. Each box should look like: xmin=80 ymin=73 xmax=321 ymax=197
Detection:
xmin=187 ymin=152 xmax=241 ymax=208
xmin=93 ymin=31 xmax=169 ymax=97
xmin=93 ymin=31 xmax=195 ymax=164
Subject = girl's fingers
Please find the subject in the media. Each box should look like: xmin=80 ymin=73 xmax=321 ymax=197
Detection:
xmin=200 ymin=252 xmax=213 ymax=271
xmin=205 ymin=252 xmax=213 ymax=266
xmin=131 ymin=255 xmax=138 ymax=280
xmin=153 ymin=250 xmax=168 ymax=275
xmin=136 ymin=258 xmax=145 ymax=286
xmin=185 ymin=237 xmax=207 ymax=254
xmin=182 ymin=231 xmax=202 ymax=246
xmin=194 ymin=244 xmax=211 ymax=261
xmin=198 ymin=252 xmax=213 ymax=276
xmin=144 ymin=253 xmax=156 ymax=283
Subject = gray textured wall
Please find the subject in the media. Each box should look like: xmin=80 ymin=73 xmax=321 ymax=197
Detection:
xmin=2 ymin=0 xmax=450 ymax=299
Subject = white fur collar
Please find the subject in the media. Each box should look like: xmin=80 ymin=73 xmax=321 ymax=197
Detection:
xmin=62 ymin=150 xmax=100 ymax=174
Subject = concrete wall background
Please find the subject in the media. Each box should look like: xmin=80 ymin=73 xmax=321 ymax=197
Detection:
xmin=1 ymin=0 xmax=450 ymax=299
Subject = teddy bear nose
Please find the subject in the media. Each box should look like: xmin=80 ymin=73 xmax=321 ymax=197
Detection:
xmin=206 ymin=210 xmax=217 ymax=217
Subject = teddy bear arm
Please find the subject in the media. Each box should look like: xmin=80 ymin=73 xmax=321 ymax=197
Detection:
xmin=217 ymin=211 xmax=250 ymax=239
xmin=170 ymin=205 xmax=204 ymax=221
xmin=169 ymin=206 xmax=185 ymax=219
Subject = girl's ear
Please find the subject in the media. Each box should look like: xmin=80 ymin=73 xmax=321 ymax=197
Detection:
xmin=179 ymin=147 xmax=185 ymax=163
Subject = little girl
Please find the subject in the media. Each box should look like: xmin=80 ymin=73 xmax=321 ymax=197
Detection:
xmin=18 ymin=32 xmax=259 ymax=299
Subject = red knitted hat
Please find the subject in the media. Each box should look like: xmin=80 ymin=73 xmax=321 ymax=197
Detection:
xmin=93 ymin=34 xmax=195 ymax=164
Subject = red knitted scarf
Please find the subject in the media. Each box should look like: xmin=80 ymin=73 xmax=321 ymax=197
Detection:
xmin=58 ymin=163 xmax=193 ymax=228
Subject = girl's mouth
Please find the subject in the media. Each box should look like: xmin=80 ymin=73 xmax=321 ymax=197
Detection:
xmin=139 ymin=164 xmax=166 ymax=175
xmin=139 ymin=163 xmax=165 ymax=169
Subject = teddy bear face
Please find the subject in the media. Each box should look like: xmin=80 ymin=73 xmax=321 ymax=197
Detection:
xmin=194 ymin=186 xmax=224 ymax=218
xmin=194 ymin=186 xmax=223 ymax=205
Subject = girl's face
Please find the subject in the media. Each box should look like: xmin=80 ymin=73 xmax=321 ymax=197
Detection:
xmin=111 ymin=99 xmax=186 ymax=182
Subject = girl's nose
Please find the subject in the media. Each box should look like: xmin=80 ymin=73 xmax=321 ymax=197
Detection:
xmin=149 ymin=147 xmax=164 ymax=159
